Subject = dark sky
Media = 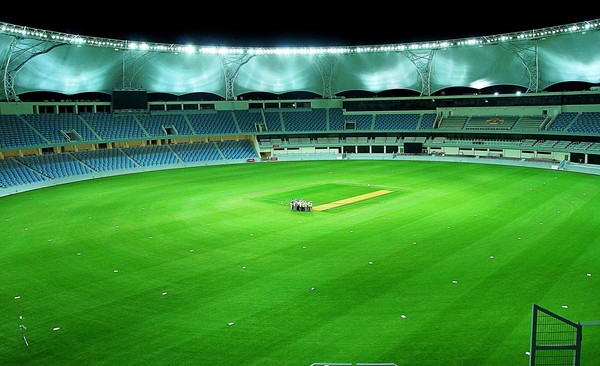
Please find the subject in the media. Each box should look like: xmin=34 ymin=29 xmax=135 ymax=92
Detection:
xmin=2 ymin=7 xmax=600 ymax=47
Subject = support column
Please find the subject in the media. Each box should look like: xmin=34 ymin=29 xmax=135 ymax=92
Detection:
xmin=122 ymin=50 xmax=156 ymax=89
xmin=1 ymin=38 xmax=65 ymax=102
xmin=403 ymin=49 xmax=435 ymax=96
xmin=500 ymin=41 xmax=539 ymax=93
xmin=220 ymin=53 xmax=253 ymax=101
xmin=314 ymin=54 xmax=340 ymax=99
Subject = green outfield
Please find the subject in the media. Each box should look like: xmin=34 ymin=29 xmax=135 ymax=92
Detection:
xmin=1 ymin=160 xmax=599 ymax=365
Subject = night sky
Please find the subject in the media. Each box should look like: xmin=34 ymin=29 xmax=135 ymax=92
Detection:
xmin=2 ymin=7 xmax=599 ymax=47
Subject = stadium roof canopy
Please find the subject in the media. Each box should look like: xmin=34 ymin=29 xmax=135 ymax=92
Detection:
xmin=1 ymin=19 xmax=600 ymax=101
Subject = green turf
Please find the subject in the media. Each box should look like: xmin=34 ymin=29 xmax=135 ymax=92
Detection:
xmin=255 ymin=182 xmax=393 ymax=209
xmin=0 ymin=160 xmax=599 ymax=365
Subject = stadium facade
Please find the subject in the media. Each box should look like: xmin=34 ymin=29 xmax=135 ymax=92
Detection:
xmin=1 ymin=19 xmax=600 ymax=194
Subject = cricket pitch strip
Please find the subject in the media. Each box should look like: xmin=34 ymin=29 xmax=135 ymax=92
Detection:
xmin=312 ymin=189 xmax=393 ymax=211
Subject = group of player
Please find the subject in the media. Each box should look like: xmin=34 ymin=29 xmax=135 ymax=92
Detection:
xmin=290 ymin=198 xmax=313 ymax=211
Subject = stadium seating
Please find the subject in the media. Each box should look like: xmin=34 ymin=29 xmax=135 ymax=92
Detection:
xmin=71 ymin=148 xmax=139 ymax=172
xmin=2 ymin=103 xmax=600 ymax=192
xmin=81 ymin=112 xmax=148 ymax=140
xmin=217 ymin=140 xmax=256 ymax=160
xmin=282 ymin=109 xmax=327 ymax=132
xmin=0 ymin=157 xmax=48 ymax=187
xmin=187 ymin=111 xmax=238 ymax=135
xmin=546 ymin=112 xmax=577 ymax=131
xmin=374 ymin=113 xmax=419 ymax=131
xmin=464 ymin=116 xmax=518 ymax=130
xmin=136 ymin=114 xmax=194 ymax=137
xmin=567 ymin=112 xmax=600 ymax=133
xmin=120 ymin=145 xmax=181 ymax=167
xmin=24 ymin=114 xmax=98 ymax=143
xmin=234 ymin=110 xmax=265 ymax=133
xmin=14 ymin=152 xmax=93 ymax=179
xmin=0 ymin=114 xmax=48 ymax=149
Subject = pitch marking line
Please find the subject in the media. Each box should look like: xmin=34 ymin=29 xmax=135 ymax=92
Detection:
xmin=312 ymin=189 xmax=393 ymax=211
